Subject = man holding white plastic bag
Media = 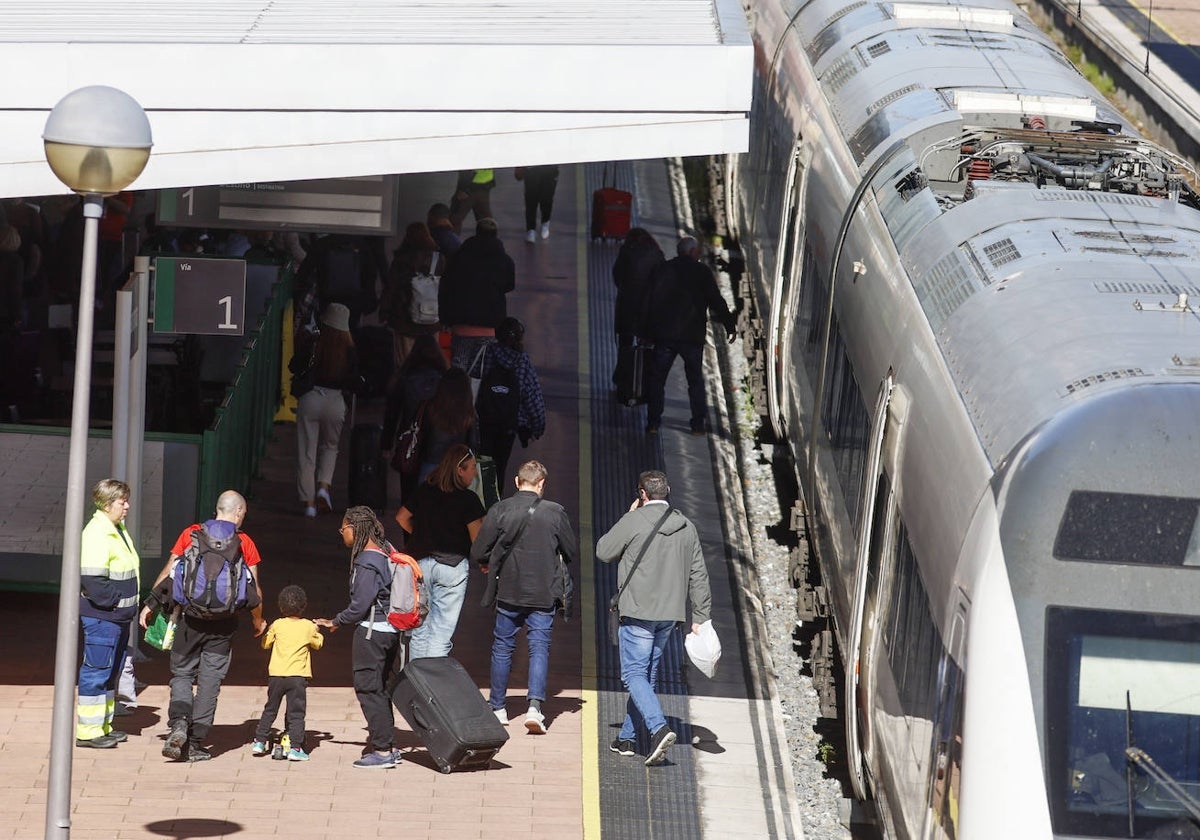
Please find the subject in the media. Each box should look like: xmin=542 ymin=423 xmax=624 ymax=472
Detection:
xmin=596 ymin=470 xmax=712 ymax=766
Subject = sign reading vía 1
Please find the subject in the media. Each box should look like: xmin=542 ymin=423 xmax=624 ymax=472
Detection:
xmin=155 ymin=176 xmax=400 ymax=235
xmin=153 ymin=257 xmax=246 ymax=337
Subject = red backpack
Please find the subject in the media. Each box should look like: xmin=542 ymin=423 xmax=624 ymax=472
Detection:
xmin=387 ymin=548 xmax=428 ymax=631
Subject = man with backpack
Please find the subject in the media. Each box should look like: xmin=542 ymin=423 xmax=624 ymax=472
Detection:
xmin=139 ymin=490 xmax=266 ymax=762
xmin=470 ymin=461 xmax=578 ymax=734
xmin=475 ymin=317 xmax=545 ymax=482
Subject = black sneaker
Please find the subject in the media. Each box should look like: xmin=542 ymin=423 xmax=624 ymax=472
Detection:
xmin=162 ymin=722 xmax=188 ymax=761
xmin=645 ymin=726 xmax=676 ymax=766
xmin=76 ymin=734 xmax=120 ymax=749
xmin=187 ymin=743 xmax=212 ymax=762
xmin=609 ymin=738 xmax=635 ymax=757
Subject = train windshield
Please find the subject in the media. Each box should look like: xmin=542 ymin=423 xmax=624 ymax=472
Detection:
xmin=1046 ymin=607 xmax=1200 ymax=837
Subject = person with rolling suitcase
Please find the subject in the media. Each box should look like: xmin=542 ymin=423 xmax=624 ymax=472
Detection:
xmin=290 ymin=303 xmax=359 ymax=518
xmin=611 ymin=227 xmax=664 ymax=403
xmin=315 ymin=506 xmax=404 ymax=769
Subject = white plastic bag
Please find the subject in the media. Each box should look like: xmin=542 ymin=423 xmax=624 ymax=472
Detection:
xmin=684 ymin=619 xmax=721 ymax=678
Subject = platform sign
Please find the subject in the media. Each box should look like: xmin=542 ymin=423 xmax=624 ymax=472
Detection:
xmin=153 ymin=257 xmax=246 ymax=336
xmin=156 ymin=175 xmax=399 ymax=235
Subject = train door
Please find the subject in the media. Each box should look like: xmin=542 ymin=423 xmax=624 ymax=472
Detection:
xmin=845 ymin=372 xmax=895 ymax=801
xmin=925 ymin=597 xmax=967 ymax=840
xmin=766 ymin=139 xmax=811 ymax=438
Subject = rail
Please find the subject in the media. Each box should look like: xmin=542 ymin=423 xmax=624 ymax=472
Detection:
xmin=195 ymin=267 xmax=292 ymax=518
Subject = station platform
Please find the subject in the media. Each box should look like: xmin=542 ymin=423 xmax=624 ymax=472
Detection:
xmin=0 ymin=161 xmax=803 ymax=839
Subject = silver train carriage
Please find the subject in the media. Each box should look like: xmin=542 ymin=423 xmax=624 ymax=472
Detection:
xmin=726 ymin=0 xmax=1200 ymax=837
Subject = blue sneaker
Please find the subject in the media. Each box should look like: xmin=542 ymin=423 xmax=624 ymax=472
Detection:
xmin=286 ymin=748 xmax=310 ymax=762
xmin=250 ymin=740 xmax=269 ymax=757
xmin=353 ymin=750 xmax=396 ymax=769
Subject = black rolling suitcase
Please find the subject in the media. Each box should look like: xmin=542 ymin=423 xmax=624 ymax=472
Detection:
xmin=614 ymin=343 xmax=646 ymax=406
xmin=391 ymin=656 xmax=508 ymax=773
xmin=348 ymin=423 xmax=387 ymax=510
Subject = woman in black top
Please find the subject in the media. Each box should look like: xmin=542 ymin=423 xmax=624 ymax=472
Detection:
xmin=395 ymin=444 xmax=485 ymax=659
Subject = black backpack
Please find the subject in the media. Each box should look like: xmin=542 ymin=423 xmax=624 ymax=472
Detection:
xmin=475 ymin=359 xmax=520 ymax=430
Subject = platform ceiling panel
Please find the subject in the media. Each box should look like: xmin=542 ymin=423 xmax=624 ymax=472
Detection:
xmin=0 ymin=0 xmax=751 ymax=198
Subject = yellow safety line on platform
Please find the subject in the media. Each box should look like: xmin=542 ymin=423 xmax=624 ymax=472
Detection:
xmin=577 ymin=164 xmax=602 ymax=840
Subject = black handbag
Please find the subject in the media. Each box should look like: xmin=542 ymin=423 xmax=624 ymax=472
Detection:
xmin=289 ymin=347 xmax=316 ymax=398
xmin=608 ymin=506 xmax=673 ymax=645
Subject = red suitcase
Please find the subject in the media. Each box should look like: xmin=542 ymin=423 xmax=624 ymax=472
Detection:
xmin=591 ymin=167 xmax=632 ymax=239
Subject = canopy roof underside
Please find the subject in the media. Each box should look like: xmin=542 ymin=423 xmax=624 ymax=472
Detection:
xmin=0 ymin=0 xmax=752 ymax=197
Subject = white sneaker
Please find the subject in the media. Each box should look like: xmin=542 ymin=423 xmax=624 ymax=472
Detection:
xmin=540 ymin=222 xmax=550 ymax=240
xmin=493 ymin=707 xmax=508 ymax=726
xmin=303 ymin=505 xmax=317 ymax=519
xmin=316 ymin=487 xmax=332 ymax=512
xmin=524 ymin=708 xmax=546 ymax=734
xmin=525 ymin=229 xmax=537 ymax=244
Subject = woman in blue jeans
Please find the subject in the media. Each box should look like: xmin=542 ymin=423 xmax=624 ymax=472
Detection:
xmin=396 ymin=443 xmax=485 ymax=659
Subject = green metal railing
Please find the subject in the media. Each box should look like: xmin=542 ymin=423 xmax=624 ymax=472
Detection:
xmin=195 ymin=268 xmax=292 ymax=517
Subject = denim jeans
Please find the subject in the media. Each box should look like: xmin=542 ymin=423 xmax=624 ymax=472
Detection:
xmin=646 ymin=342 xmax=707 ymax=431
xmin=489 ymin=604 xmax=554 ymax=710
xmin=77 ymin=616 xmax=129 ymax=739
xmin=617 ymin=618 xmax=676 ymax=741
xmin=409 ymin=557 xmax=468 ymax=660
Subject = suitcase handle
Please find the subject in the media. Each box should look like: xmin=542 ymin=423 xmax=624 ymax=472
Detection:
xmin=409 ymin=701 xmax=433 ymax=732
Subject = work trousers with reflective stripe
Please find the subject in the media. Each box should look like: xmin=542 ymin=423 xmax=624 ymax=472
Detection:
xmin=77 ymin=616 xmax=129 ymax=740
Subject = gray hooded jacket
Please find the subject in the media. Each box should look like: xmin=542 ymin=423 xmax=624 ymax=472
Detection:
xmin=595 ymin=502 xmax=711 ymax=624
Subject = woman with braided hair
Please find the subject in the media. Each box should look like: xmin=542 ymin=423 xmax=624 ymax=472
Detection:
xmin=315 ymin=505 xmax=402 ymax=769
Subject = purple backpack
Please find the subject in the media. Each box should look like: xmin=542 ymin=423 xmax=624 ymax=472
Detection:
xmin=171 ymin=521 xmax=258 ymax=619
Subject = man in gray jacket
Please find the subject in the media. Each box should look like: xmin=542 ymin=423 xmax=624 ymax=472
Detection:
xmin=596 ymin=469 xmax=711 ymax=765
xmin=471 ymin=460 xmax=579 ymax=734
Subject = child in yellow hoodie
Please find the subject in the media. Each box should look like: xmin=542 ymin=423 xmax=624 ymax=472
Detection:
xmin=251 ymin=585 xmax=324 ymax=760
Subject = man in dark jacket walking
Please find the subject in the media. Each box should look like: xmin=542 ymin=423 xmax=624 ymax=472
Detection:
xmin=596 ymin=469 xmax=711 ymax=766
xmin=470 ymin=460 xmax=579 ymax=734
xmin=438 ymin=217 xmax=516 ymax=371
xmin=642 ymin=236 xmax=736 ymax=435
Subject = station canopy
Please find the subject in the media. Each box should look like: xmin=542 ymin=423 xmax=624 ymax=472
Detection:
xmin=0 ymin=0 xmax=752 ymax=199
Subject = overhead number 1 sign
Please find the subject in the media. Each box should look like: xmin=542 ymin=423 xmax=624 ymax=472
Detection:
xmin=153 ymin=257 xmax=246 ymax=336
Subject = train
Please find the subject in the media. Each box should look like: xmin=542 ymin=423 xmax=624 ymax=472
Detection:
xmin=723 ymin=0 xmax=1200 ymax=837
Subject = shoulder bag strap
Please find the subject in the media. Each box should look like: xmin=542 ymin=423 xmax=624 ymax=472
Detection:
xmin=492 ymin=498 xmax=541 ymax=578
xmin=613 ymin=506 xmax=674 ymax=603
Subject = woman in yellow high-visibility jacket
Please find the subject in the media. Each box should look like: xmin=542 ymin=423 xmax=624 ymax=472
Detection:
xmin=76 ymin=478 xmax=140 ymax=748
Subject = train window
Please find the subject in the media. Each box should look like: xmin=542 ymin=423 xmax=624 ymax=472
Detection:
xmin=798 ymin=243 xmax=827 ymax=387
xmin=820 ymin=317 xmax=870 ymax=526
xmin=882 ymin=522 xmax=941 ymax=743
xmin=1054 ymin=490 xmax=1200 ymax=567
xmin=1045 ymin=607 xmax=1200 ymax=837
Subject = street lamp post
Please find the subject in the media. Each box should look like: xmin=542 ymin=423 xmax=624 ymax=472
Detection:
xmin=42 ymin=85 xmax=151 ymax=840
